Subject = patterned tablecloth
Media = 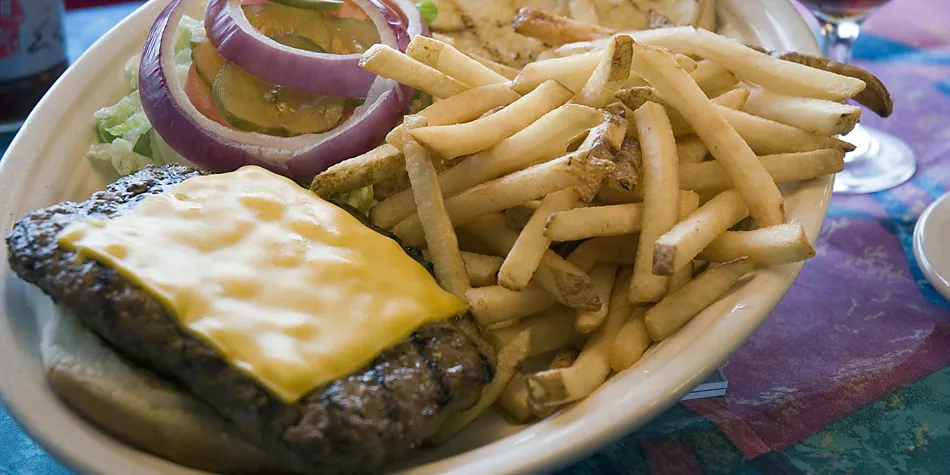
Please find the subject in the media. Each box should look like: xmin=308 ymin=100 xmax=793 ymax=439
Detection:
xmin=2 ymin=1 xmax=950 ymax=474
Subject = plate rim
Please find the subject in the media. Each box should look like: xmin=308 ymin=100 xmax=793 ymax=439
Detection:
xmin=0 ymin=1 xmax=829 ymax=474
xmin=913 ymin=191 xmax=950 ymax=302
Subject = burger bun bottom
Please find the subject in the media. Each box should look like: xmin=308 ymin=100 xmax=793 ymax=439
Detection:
xmin=31 ymin=290 xmax=280 ymax=474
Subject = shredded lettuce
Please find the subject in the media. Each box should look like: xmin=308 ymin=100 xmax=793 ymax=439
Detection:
xmin=149 ymin=129 xmax=186 ymax=165
xmin=175 ymin=15 xmax=201 ymax=53
xmin=174 ymin=17 xmax=201 ymax=86
xmin=94 ymin=91 xmax=145 ymax=143
xmin=96 ymin=92 xmax=152 ymax=144
xmin=124 ymin=54 xmax=140 ymax=91
xmin=88 ymin=139 xmax=154 ymax=177
xmin=174 ymin=47 xmax=193 ymax=86
xmin=89 ymin=15 xmax=198 ymax=177
xmin=332 ymin=185 xmax=377 ymax=214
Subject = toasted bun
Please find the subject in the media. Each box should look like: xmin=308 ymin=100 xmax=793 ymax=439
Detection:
xmin=34 ymin=293 xmax=278 ymax=474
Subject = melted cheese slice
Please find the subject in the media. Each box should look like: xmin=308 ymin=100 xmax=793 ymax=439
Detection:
xmin=58 ymin=166 xmax=467 ymax=403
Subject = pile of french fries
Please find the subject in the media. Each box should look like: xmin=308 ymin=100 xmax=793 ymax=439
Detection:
xmin=314 ymin=17 xmax=885 ymax=436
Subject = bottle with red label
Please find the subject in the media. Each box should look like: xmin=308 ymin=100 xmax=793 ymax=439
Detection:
xmin=0 ymin=0 xmax=67 ymax=132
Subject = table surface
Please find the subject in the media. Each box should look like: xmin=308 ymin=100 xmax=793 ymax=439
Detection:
xmin=3 ymin=1 xmax=950 ymax=474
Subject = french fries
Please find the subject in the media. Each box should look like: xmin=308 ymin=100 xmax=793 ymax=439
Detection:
xmin=471 ymin=53 xmax=521 ymax=80
xmin=626 ymin=59 xmax=736 ymax=96
xmin=567 ymin=235 xmax=639 ymax=268
xmin=617 ymin=85 xmax=750 ymax=138
xmin=717 ymin=106 xmax=856 ymax=155
xmin=629 ymin=102 xmax=680 ymax=303
xmin=415 ymin=82 xmax=523 ymax=126
xmin=513 ymin=43 xmax=704 ymax=96
xmin=428 ymin=329 xmax=532 ymax=444
xmin=653 ymin=189 xmax=750 ymax=276
xmin=500 ymin=189 xmax=579 ymax=290
xmin=386 ymin=83 xmax=524 ymax=152
xmin=504 ymin=201 xmax=540 ymax=230
xmin=610 ymin=148 xmax=846 ymax=203
xmin=689 ymin=60 xmax=739 ymax=97
xmin=314 ymin=83 xmax=524 ymax=197
xmin=667 ymin=193 xmax=701 ymax=293
xmin=645 ymin=258 xmax=753 ymax=341
xmin=574 ymin=111 xmax=628 ymax=200
xmin=497 ymin=348 xmax=580 ymax=423
xmin=676 ymin=135 xmax=708 ymax=164
xmin=575 ymin=264 xmax=618 ymax=334
xmin=464 ymin=214 xmax=603 ymax=312
xmin=459 ymin=252 xmax=505 ymax=287
xmin=411 ymin=80 xmax=574 ymax=159
xmin=540 ymin=41 xmax=599 ymax=61
xmin=770 ymin=50 xmax=892 ymax=117
xmin=614 ymin=85 xmax=663 ymax=111
xmin=392 ymin=151 xmax=614 ymax=247
xmin=743 ymin=87 xmax=862 ymax=136
xmin=466 ymin=284 xmax=555 ymax=326
xmin=424 ymin=250 xmax=504 ymax=287
xmin=546 ymin=203 xmax=644 ymax=241
xmin=634 ymin=27 xmax=867 ymax=101
xmin=513 ymin=7 xmax=613 ymax=46
xmin=531 ymin=349 xmax=580 ymax=416
xmin=608 ymin=307 xmax=651 ymax=372
xmin=395 ymin=117 xmax=471 ymax=298
xmin=631 ymin=42 xmax=785 ymax=227
xmin=576 ymin=35 xmax=634 ymax=108
xmin=525 ymin=267 xmax=633 ymax=407
xmin=673 ymin=54 xmax=699 ymax=73
xmin=489 ymin=306 xmax=582 ymax=357
xmin=544 ymin=190 xmax=698 ymax=241
xmin=310 ymin=144 xmax=403 ymax=197
xmin=360 ymin=44 xmax=470 ymax=99
xmin=513 ymin=52 xmax=601 ymax=94
xmin=496 ymin=373 xmax=534 ymax=423
xmin=564 ymin=237 xmax=608 ymax=271
xmin=680 ymin=149 xmax=846 ymax=195
xmin=332 ymin=24 xmax=881 ymax=427
xmin=605 ymin=138 xmax=642 ymax=191
xmin=406 ymin=35 xmax=509 ymax=88
xmin=371 ymin=104 xmax=602 ymax=229
xmin=698 ymin=223 xmax=816 ymax=266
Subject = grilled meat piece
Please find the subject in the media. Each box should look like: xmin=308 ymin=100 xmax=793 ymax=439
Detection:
xmin=6 ymin=164 xmax=494 ymax=475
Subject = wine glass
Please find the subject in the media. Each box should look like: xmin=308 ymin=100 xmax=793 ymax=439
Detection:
xmin=798 ymin=0 xmax=916 ymax=194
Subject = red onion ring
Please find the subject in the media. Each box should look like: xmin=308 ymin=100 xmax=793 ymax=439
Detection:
xmin=206 ymin=0 xmax=402 ymax=97
xmin=140 ymin=0 xmax=423 ymax=182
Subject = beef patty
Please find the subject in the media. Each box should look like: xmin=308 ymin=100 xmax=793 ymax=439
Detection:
xmin=6 ymin=164 xmax=495 ymax=475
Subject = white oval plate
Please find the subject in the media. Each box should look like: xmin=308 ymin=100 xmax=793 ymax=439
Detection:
xmin=914 ymin=191 xmax=950 ymax=302
xmin=0 ymin=2 xmax=827 ymax=474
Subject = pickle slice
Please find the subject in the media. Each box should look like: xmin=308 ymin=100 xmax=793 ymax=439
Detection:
xmin=212 ymin=63 xmax=345 ymax=137
xmin=243 ymin=3 xmax=332 ymax=51
xmin=270 ymin=33 xmax=327 ymax=53
xmin=269 ymin=0 xmax=343 ymax=11
xmin=325 ymin=17 xmax=380 ymax=54
xmin=190 ymin=27 xmax=227 ymax=85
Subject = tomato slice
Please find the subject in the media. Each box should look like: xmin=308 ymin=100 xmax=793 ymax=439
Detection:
xmin=184 ymin=64 xmax=229 ymax=126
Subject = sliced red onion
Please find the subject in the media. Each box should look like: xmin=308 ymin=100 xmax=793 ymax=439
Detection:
xmin=140 ymin=0 xmax=421 ymax=181
xmin=206 ymin=0 xmax=407 ymax=97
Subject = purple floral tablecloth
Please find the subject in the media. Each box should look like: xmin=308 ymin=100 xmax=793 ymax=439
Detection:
xmin=682 ymin=0 xmax=950 ymax=460
xmin=2 ymin=1 xmax=950 ymax=474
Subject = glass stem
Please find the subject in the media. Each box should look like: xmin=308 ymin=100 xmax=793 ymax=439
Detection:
xmin=817 ymin=18 xmax=863 ymax=65
xmin=817 ymin=18 xmax=867 ymax=162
